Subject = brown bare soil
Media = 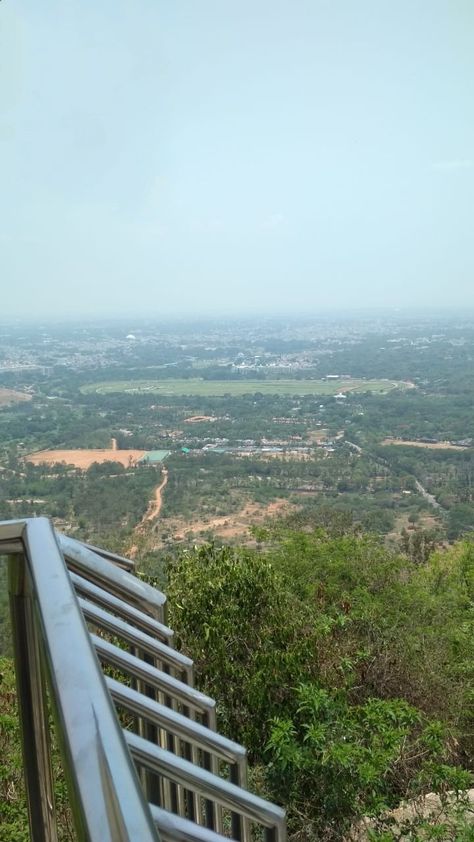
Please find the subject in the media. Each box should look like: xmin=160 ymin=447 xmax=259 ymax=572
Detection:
xmin=163 ymin=498 xmax=296 ymax=543
xmin=307 ymin=429 xmax=329 ymax=443
xmin=266 ymin=451 xmax=312 ymax=461
xmin=382 ymin=438 xmax=466 ymax=451
xmin=0 ymin=388 xmax=31 ymax=407
xmin=184 ymin=415 xmax=217 ymax=423
xmin=386 ymin=511 xmax=441 ymax=544
xmin=26 ymin=449 xmax=146 ymax=469
xmin=235 ymin=450 xmax=312 ymax=461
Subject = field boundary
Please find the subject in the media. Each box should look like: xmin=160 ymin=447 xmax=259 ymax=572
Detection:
xmin=381 ymin=438 xmax=468 ymax=451
xmin=0 ymin=388 xmax=32 ymax=407
xmin=81 ymin=378 xmax=408 ymax=398
xmin=25 ymin=448 xmax=147 ymax=469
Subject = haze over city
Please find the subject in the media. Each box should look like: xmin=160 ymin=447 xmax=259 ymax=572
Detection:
xmin=1 ymin=1 xmax=473 ymax=318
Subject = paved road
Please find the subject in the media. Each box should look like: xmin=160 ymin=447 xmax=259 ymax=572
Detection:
xmin=414 ymin=479 xmax=444 ymax=511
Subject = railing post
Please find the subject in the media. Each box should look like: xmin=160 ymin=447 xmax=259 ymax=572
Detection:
xmin=8 ymin=553 xmax=58 ymax=842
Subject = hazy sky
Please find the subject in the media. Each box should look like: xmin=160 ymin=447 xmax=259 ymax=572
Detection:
xmin=1 ymin=1 xmax=473 ymax=318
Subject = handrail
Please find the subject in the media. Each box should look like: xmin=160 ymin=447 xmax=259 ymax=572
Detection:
xmin=1 ymin=517 xmax=287 ymax=842
xmin=149 ymin=804 xmax=230 ymax=842
xmin=79 ymin=539 xmax=136 ymax=571
xmin=70 ymin=571 xmax=174 ymax=642
xmin=125 ymin=730 xmax=285 ymax=841
xmin=91 ymin=634 xmax=217 ymax=723
xmin=2 ymin=517 xmax=159 ymax=842
xmin=78 ymin=597 xmax=194 ymax=680
xmin=106 ymin=676 xmax=247 ymax=767
xmin=58 ymin=532 xmax=167 ymax=619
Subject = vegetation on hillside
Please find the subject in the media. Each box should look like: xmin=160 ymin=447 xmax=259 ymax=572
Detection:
xmin=1 ymin=523 xmax=473 ymax=839
xmin=166 ymin=528 xmax=474 ymax=839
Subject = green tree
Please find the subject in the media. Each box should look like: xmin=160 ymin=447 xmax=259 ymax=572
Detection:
xmin=166 ymin=543 xmax=319 ymax=753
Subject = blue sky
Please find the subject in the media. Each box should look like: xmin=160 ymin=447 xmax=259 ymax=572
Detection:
xmin=1 ymin=1 xmax=473 ymax=317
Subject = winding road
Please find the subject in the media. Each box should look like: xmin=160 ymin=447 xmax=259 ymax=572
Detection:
xmin=139 ymin=467 xmax=169 ymax=527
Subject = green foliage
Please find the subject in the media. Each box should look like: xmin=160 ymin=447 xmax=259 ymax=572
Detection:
xmin=166 ymin=543 xmax=319 ymax=753
xmin=262 ymin=528 xmax=474 ymax=757
xmin=0 ymin=562 xmax=12 ymax=658
xmin=447 ymin=504 xmax=474 ymax=541
xmin=266 ymin=684 xmax=470 ymax=839
xmin=0 ymin=660 xmax=28 ymax=841
xmin=167 ymin=532 xmax=474 ymax=839
xmin=400 ymin=527 xmax=437 ymax=564
xmin=0 ymin=461 xmax=161 ymax=548
xmin=0 ymin=658 xmax=74 ymax=841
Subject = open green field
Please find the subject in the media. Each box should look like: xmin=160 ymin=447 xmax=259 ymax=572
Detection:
xmin=81 ymin=378 xmax=407 ymax=398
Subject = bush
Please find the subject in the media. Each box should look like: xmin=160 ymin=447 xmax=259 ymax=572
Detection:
xmin=266 ymin=684 xmax=471 ymax=840
xmin=166 ymin=543 xmax=320 ymax=753
xmin=165 ymin=532 xmax=474 ymax=840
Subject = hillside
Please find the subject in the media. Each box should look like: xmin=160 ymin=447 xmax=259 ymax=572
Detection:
xmin=2 ymin=522 xmax=473 ymax=840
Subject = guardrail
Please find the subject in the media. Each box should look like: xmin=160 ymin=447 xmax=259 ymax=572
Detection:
xmin=1 ymin=517 xmax=286 ymax=842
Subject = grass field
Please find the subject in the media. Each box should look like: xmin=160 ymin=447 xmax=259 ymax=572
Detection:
xmin=82 ymin=378 xmax=406 ymax=398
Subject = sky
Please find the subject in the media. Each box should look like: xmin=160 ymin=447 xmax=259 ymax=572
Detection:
xmin=1 ymin=1 xmax=474 ymax=318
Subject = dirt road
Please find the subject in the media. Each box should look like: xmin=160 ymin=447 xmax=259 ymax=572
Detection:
xmin=414 ymin=479 xmax=444 ymax=511
xmin=139 ymin=468 xmax=169 ymax=526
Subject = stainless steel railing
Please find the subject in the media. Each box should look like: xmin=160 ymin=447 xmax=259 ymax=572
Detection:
xmin=1 ymin=517 xmax=286 ymax=842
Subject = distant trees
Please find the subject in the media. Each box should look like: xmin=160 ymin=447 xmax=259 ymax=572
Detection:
xmin=0 ymin=461 xmax=161 ymax=549
xmin=400 ymin=526 xmax=438 ymax=564
xmin=447 ymin=504 xmax=474 ymax=541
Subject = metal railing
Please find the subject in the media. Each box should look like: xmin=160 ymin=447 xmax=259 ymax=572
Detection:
xmin=1 ymin=517 xmax=286 ymax=842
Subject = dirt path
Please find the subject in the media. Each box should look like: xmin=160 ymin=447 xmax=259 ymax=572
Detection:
xmin=138 ymin=468 xmax=169 ymax=528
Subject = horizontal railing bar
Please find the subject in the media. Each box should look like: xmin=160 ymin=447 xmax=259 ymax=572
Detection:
xmin=150 ymin=805 xmax=231 ymax=842
xmin=107 ymin=677 xmax=246 ymax=767
xmin=79 ymin=599 xmax=193 ymax=680
xmin=0 ymin=541 xmax=24 ymax=554
xmin=58 ymin=534 xmax=166 ymax=621
xmin=124 ymin=730 xmax=286 ymax=835
xmin=20 ymin=518 xmax=161 ymax=842
xmin=91 ymin=636 xmax=216 ymax=723
xmin=71 ymin=572 xmax=174 ymax=644
xmin=0 ymin=518 xmax=28 ymax=548
xmin=80 ymin=540 xmax=135 ymax=570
